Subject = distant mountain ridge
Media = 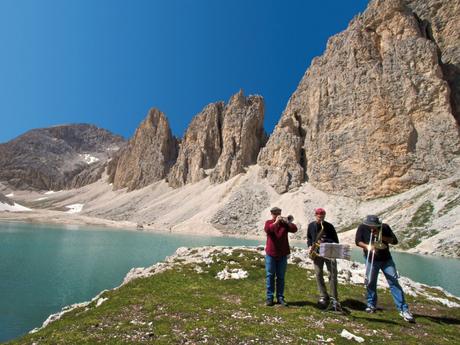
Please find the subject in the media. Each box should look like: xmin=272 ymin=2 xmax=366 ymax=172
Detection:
xmin=0 ymin=124 xmax=125 ymax=190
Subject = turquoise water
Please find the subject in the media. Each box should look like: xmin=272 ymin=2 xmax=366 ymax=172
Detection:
xmin=0 ymin=222 xmax=262 ymax=343
xmin=350 ymin=249 xmax=460 ymax=297
xmin=1 ymin=222 xmax=459 ymax=342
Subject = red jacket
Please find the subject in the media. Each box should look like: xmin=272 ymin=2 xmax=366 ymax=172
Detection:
xmin=264 ymin=219 xmax=298 ymax=257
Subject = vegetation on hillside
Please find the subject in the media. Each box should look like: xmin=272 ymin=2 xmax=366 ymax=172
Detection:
xmin=8 ymin=249 xmax=460 ymax=344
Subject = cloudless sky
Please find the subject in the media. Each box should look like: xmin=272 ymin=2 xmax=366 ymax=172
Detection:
xmin=0 ymin=0 xmax=369 ymax=143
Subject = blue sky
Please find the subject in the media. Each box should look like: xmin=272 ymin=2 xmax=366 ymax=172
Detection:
xmin=0 ymin=0 xmax=369 ymax=143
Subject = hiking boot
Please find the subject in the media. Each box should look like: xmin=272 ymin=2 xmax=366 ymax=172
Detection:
xmin=318 ymin=297 xmax=329 ymax=308
xmin=266 ymin=298 xmax=274 ymax=306
xmin=365 ymin=305 xmax=376 ymax=313
xmin=277 ymin=297 xmax=288 ymax=307
xmin=400 ymin=310 xmax=415 ymax=323
xmin=326 ymin=299 xmax=343 ymax=312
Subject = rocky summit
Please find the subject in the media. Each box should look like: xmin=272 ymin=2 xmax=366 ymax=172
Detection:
xmin=258 ymin=0 xmax=460 ymax=199
xmin=109 ymin=108 xmax=178 ymax=191
xmin=168 ymin=90 xmax=265 ymax=188
xmin=167 ymin=102 xmax=224 ymax=188
xmin=209 ymin=90 xmax=265 ymax=184
xmin=0 ymin=124 xmax=124 ymax=191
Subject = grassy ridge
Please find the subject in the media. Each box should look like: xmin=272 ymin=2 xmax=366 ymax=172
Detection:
xmin=8 ymin=249 xmax=460 ymax=344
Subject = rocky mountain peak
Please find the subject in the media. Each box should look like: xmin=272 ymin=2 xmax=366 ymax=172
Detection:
xmin=144 ymin=108 xmax=169 ymax=132
xmin=209 ymin=91 xmax=265 ymax=183
xmin=0 ymin=124 xmax=124 ymax=191
xmin=227 ymin=89 xmax=246 ymax=107
xmin=110 ymin=108 xmax=178 ymax=191
xmin=168 ymin=90 xmax=265 ymax=187
xmin=167 ymin=102 xmax=224 ymax=188
xmin=258 ymin=0 xmax=460 ymax=199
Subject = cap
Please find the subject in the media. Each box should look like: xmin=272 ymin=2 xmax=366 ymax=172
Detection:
xmin=363 ymin=215 xmax=382 ymax=227
xmin=270 ymin=207 xmax=282 ymax=214
xmin=314 ymin=208 xmax=326 ymax=215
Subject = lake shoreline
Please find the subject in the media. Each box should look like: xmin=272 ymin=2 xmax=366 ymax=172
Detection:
xmin=0 ymin=210 xmax=273 ymax=243
xmin=1 ymin=209 xmax=456 ymax=260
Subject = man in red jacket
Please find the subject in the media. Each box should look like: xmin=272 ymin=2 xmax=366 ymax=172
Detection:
xmin=264 ymin=206 xmax=298 ymax=306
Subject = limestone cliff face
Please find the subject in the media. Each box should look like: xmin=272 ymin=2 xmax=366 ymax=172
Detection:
xmin=168 ymin=90 xmax=265 ymax=187
xmin=210 ymin=91 xmax=265 ymax=184
xmin=111 ymin=109 xmax=178 ymax=191
xmin=406 ymin=0 xmax=460 ymax=124
xmin=167 ymin=102 xmax=224 ymax=188
xmin=258 ymin=0 xmax=460 ymax=198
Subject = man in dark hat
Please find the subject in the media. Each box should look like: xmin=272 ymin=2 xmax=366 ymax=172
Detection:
xmin=355 ymin=215 xmax=415 ymax=322
xmin=264 ymin=206 xmax=298 ymax=307
xmin=307 ymin=208 xmax=341 ymax=310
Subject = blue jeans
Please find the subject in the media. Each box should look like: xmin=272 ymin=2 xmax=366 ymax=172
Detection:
xmin=265 ymin=255 xmax=288 ymax=300
xmin=365 ymin=257 xmax=409 ymax=312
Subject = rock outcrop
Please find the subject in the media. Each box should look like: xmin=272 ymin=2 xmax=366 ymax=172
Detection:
xmin=167 ymin=102 xmax=224 ymax=188
xmin=209 ymin=90 xmax=265 ymax=184
xmin=68 ymin=161 xmax=108 ymax=189
xmin=0 ymin=124 xmax=124 ymax=190
xmin=168 ymin=90 xmax=265 ymax=187
xmin=258 ymin=0 xmax=460 ymax=198
xmin=111 ymin=109 xmax=178 ymax=191
xmin=0 ymin=192 xmax=14 ymax=206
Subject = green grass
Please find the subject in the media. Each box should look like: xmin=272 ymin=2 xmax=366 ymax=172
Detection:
xmin=398 ymin=229 xmax=439 ymax=250
xmin=376 ymin=190 xmax=429 ymax=220
xmin=7 ymin=249 xmax=460 ymax=345
xmin=397 ymin=200 xmax=436 ymax=249
xmin=438 ymin=195 xmax=460 ymax=217
xmin=408 ymin=201 xmax=434 ymax=228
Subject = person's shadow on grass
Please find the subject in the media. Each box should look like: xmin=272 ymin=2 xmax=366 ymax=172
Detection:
xmin=288 ymin=300 xmax=320 ymax=308
xmin=340 ymin=298 xmax=367 ymax=311
xmin=413 ymin=313 xmax=460 ymax=325
xmin=288 ymin=299 xmax=352 ymax=315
